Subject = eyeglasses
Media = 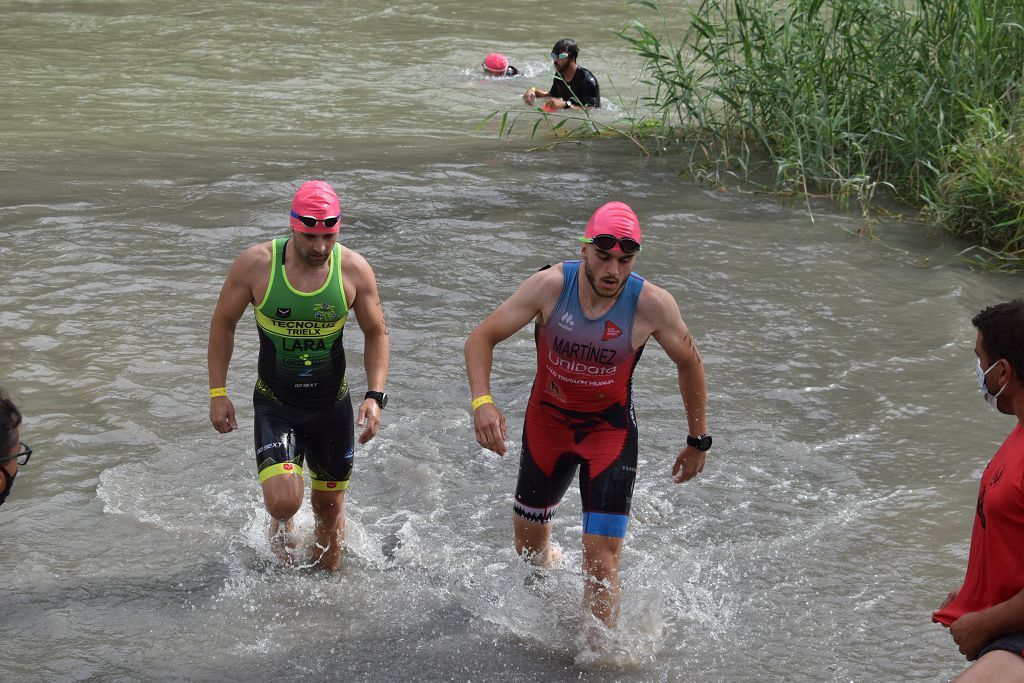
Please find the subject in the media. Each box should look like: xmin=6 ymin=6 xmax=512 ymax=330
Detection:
xmin=580 ymin=234 xmax=642 ymax=254
xmin=0 ymin=442 xmax=32 ymax=466
xmin=551 ymin=52 xmax=570 ymax=60
xmin=291 ymin=210 xmax=339 ymax=229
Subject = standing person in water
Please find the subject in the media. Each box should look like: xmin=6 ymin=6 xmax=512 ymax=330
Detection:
xmin=522 ymin=39 xmax=600 ymax=110
xmin=207 ymin=180 xmax=390 ymax=571
xmin=0 ymin=387 xmax=31 ymax=507
xmin=483 ymin=52 xmax=519 ymax=77
xmin=934 ymin=300 xmax=1024 ymax=680
xmin=464 ymin=201 xmax=710 ymax=635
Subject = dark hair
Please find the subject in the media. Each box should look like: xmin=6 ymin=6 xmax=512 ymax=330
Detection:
xmin=0 ymin=387 xmax=22 ymax=454
xmin=552 ymin=39 xmax=579 ymax=60
xmin=973 ymin=299 xmax=1024 ymax=378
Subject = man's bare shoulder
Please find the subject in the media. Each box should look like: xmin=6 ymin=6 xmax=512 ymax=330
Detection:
xmin=236 ymin=241 xmax=273 ymax=267
xmin=340 ymin=245 xmax=372 ymax=272
xmin=636 ymin=279 xmax=682 ymax=325
xmin=229 ymin=241 xmax=273 ymax=280
xmin=521 ymin=262 xmax=565 ymax=296
xmin=339 ymin=245 xmax=378 ymax=290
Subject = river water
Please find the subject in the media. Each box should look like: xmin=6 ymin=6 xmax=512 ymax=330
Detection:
xmin=1 ymin=1 xmax=1022 ymax=681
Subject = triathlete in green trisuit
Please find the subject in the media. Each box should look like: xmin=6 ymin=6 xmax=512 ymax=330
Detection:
xmin=208 ymin=180 xmax=390 ymax=570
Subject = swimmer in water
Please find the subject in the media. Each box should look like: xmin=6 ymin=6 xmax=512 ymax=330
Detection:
xmin=522 ymin=38 xmax=600 ymax=111
xmin=483 ymin=52 xmax=520 ymax=77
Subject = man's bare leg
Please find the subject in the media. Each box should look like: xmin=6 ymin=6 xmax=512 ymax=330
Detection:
xmin=514 ymin=514 xmax=563 ymax=568
xmin=582 ymin=533 xmax=624 ymax=629
xmin=310 ymin=489 xmax=346 ymax=571
xmin=262 ymin=472 xmax=303 ymax=563
xmin=954 ymin=650 xmax=1024 ymax=682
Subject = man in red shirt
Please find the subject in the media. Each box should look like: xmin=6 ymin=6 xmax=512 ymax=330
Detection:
xmin=934 ymin=299 xmax=1024 ymax=680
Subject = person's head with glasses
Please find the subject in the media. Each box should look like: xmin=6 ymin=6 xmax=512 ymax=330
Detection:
xmin=0 ymin=387 xmax=28 ymax=507
xmin=578 ymin=201 xmax=643 ymax=299
xmin=289 ymin=180 xmax=342 ymax=268
xmin=550 ymin=38 xmax=578 ymax=74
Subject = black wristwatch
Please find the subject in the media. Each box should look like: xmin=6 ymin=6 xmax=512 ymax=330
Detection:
xmin=686 ymin=434 xmax=712 ymax=452
xmin=364 ymin=391 xmax=388 ymax=409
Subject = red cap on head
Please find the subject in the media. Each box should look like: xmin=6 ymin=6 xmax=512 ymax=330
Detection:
xmin=584 ymin=201 xmax=642 ymax=245
xmin=290 ymin=180 xmax=341 ymax=234
xmin=483 ymin=52 xmax=509 ymax=75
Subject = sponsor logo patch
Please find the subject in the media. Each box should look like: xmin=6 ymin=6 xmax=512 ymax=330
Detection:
xmin=314 ymin=302 xmax=338 ymax=321
xmin=276 ymin=307 xmax=292 ymax=319
xmin=283 ymin=463 xmax=294 ymax=471
xmin=602 ymin=320 xmax=623 ymax=341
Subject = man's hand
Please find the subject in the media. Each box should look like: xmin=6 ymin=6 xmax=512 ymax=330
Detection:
xmin=544 ymin=98 xmax=569 ymax=112
xmin=543 ymin=98 xmax=567 ymax=112
xmin=357 ymin=398 xmax=381 ymax=444
xmin=939 ymin=588 xmax=959 ymax=611
xmin=210 ymin=396 xmax=238 ymax=434
xmin=473 ymin=402 xmax=507 ymax=456
xmin=950 ymin=611 xmax=992 ymax=661
xmin=523 ymin=87 xmax=538 ymax=105
xmin=672 ymin=445 xmax=705 ymax=483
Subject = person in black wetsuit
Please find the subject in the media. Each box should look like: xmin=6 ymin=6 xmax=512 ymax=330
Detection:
xmin=522 ymin=38 xmax=600 ymax=111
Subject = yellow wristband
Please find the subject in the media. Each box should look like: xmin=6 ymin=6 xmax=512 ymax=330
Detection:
xmin=471 ymin=394 xmax=494 ymax=411
xmin=209 ymin=387 xmax=227 ymax=398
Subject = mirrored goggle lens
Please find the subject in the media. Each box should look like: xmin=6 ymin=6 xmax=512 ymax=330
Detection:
xmin=591 ymin=234 xmax=641 ymax=254
xmin=551 ymin=52 xmax=570 ymax=60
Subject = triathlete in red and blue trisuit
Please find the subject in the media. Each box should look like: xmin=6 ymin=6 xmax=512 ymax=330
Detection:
xmin=514 ymin=260 xmax=645 ymax=538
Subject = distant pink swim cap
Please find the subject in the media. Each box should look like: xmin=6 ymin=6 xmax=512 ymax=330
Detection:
xmin=584 ymin=201 xmax=642 ymax=245
xmin=483 ymin=52 xmax=509 ymax=75
xmin=290 ymin=180 xmax=341 ymax=234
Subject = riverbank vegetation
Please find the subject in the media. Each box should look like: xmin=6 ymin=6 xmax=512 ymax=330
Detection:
xmin=615 ymin=0 xmax=1024 ymax=269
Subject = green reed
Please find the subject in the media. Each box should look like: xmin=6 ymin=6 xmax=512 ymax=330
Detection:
xmin=619 ymin=0 xmax=1024 ymax=265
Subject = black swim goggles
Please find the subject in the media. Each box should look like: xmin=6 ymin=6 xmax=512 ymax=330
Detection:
xmin=579 ymin=234 xmax=642 ymax=254
xmin=291 ymin=210 xmax=340 ymax=229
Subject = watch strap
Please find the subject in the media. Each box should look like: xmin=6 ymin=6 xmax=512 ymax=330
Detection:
xmin=686 ymin=434 xmax=713 ymax=451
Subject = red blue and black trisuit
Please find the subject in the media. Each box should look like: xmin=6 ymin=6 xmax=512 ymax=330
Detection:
xmin=514 ymin=260 xmax=645 ymax=538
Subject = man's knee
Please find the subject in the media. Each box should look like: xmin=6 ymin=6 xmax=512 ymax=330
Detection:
xmin=310 ymin=491 xmax=346 ymax=524
xmin=582 ymin=535 xmax=623 ymax=578
xmin=262 ymin=473 xmax=303 ymax=520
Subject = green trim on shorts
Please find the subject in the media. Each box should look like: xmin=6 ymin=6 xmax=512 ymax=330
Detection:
xmin=310 ymin=477 xmax=350 ymax=492
xmin=259 ymin=462 xmax=303 ymax=484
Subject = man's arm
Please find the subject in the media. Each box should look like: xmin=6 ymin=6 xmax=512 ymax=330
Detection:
xmin=558 ymin=72 xmax=600 ymax=110
xmin=951 ymin=589 xmax=1024 ymax=660
xmin=464 ymin=268 xmax=560 ymax=456
xmin=647 ymin=285 xmax=708 ymax=483
xmin=207 ymin=247 xmax=261 ymax=434
xmin=523 ymin=85 xmax=552 ymax=104
xmin=578 ymin=72 xmax=600 ymax=107
xmin=346 ymin=249 xmax=390 ymax=445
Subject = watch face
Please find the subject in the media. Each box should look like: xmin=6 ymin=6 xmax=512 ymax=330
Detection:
xmin=688 ymin=435 xmax=712 ymax=451
xmin=366 ymin=391 xmax=387 ymax=409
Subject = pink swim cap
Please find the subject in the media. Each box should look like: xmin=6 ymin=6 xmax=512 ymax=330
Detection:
xmin=584 ymin=201 xmax=642 ymax=245
xmin=290 ymin=180 xmax=341 ymax=234
xmin=483 ymin=52 xmax=509 ymax=75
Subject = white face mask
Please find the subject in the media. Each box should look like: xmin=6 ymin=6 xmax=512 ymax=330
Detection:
xmin=976 ymin=358 xmax=1007 ymax=407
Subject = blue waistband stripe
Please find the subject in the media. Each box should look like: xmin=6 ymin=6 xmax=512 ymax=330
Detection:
xmin=582 ymin=512 xmax=629 ymax=538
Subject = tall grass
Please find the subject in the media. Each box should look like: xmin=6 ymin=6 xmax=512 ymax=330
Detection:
xmin=619 ymin=0 xmax=1024 ymax=265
